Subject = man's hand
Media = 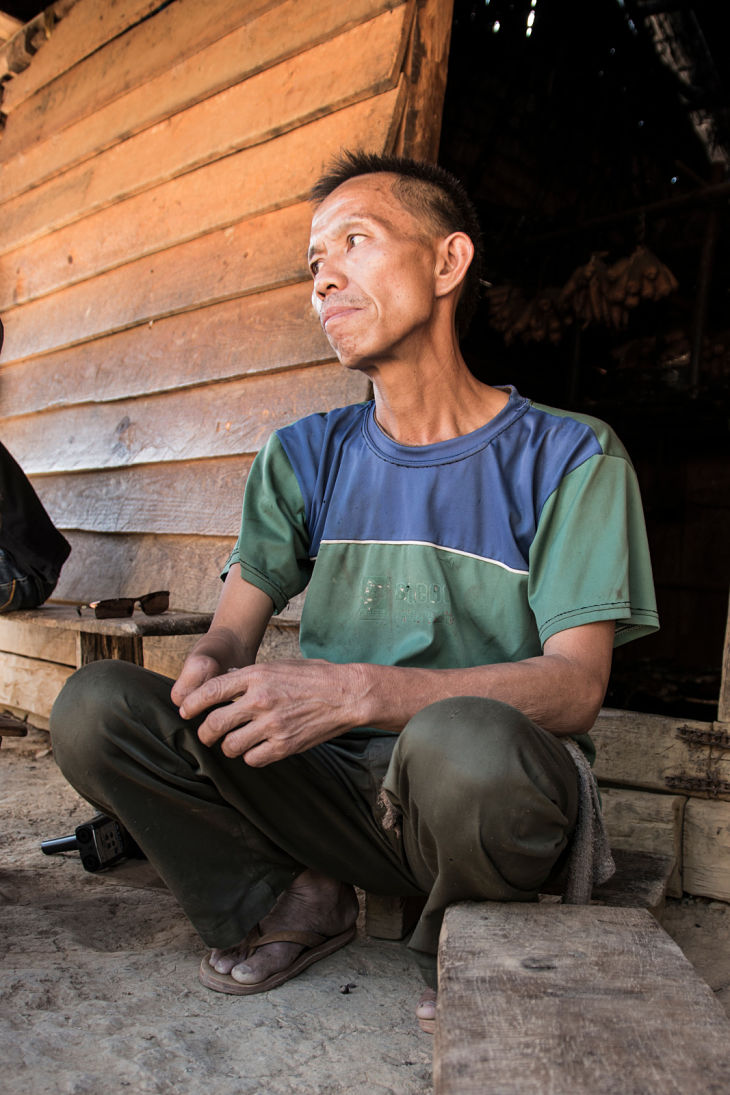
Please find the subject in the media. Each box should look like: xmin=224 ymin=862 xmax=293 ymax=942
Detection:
xmin=177 ymin=659 xmax=367 ymax=766
xmin=170 ymin=653 xmax=223 ymax=710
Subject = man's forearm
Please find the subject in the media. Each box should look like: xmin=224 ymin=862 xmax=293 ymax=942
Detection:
xmin=351 ymin=623 xmax=613 ymax=737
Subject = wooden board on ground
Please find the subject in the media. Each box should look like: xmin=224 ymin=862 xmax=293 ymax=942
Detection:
xmin=435 ymin=902 xmax=730 ymax=1095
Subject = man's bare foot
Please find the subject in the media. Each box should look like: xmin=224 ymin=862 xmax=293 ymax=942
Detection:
xmin=416 ymin=987 xmax=436 ymax=1034
xmin=206 ymin=869 xmax=358 ymax=988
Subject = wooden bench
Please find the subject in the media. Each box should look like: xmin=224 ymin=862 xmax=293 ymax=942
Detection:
xmin=4 ymin=604 xmax=213 ymax=670
xmin=434 ymin=901 xmax=730 ymax=1094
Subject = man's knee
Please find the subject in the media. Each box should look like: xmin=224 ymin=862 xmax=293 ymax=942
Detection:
xmin=396 ymin=695 xmax=539 ymax=778
xmin=51 ymin=660 xmax=172 ymax=785
xmin=388 ymin=694 xmax=578 ymax=828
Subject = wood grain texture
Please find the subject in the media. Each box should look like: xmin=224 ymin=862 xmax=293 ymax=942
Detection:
xmin=0 ymin=0 xmax=404 ymax=204
xmin=32 ymin=456 xmax=253 ymax=537
xmin=52 ymin=531 xmax=232 ymax=613
xmin=142 ymin=620 xmax=301 ymax=680
xmin=0 ymin=85 xmax=405 ymax=360
xmin=4 ymin=364 xmax=370 ymax=474
xmin=718 ymin=592 xmax=730 ymax=724
xmin=0 ymin=650 xmax=74 ymax=724
xmin=0 ymin=0 xmax=279 ymax=162
xmin=0 ymin=616 xmax=76 ymax=666
xmin=684 ymin=798 xmax=730 ymax=902
xmin=1 ymin=0 xmax=167 ymax=115
xmin=49 ymin=531 xmax=304 ymax=620
xmin=395 ymin=0 xmax=453 ymax=160
xmin=1 ymin=200 xmax=312 ymax=361
xmin=435 ymin=902 xmax=730 ymax=1095
xmin=0 ymin=282 xmax=330 ymax=418
xmin=0 ymin=13 xmax=408 ymax=260
xmin=592 ymin=706 xmax=730 ymax=799
xmin=598 ymin=787 xmax=685 ymax=897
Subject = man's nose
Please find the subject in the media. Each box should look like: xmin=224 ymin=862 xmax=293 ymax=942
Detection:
xmin=313 ymin=260 xmax=346 ymax=298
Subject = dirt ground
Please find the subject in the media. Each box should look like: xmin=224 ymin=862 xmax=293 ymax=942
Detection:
xmin=2 ymin=725 xmax=730 ymax=1095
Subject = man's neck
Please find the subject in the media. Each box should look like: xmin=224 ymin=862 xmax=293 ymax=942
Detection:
xmin=367 ymin=348 xmax=509 ymax=447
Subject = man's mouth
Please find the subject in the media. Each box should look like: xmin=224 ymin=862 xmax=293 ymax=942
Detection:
xmin=321 ymin=305 xmax=360 ymax=329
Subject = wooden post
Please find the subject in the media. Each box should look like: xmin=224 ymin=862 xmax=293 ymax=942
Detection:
xmin=394 ymin=0 xmax=455 ymax=160
xmin=77 ymin=632 xmax=144 ymax=666
xmin=717 ymin=591 xmax=730 ymax=727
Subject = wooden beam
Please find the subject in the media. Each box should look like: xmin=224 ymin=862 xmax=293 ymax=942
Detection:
xmin=592 ymin=706 xmax=730 ymax=801
xmin=395 ymin=0 xmax=454 ymax=160
xmin=0 ymin=11 xmax=22 ymax=45
xmin=718 ymin=591 xmax=730 ymax=725
xmin=0 ymin=649 xmax=73 ymax=724
xmin=435 ymin=902 xmax=730 ymax=1095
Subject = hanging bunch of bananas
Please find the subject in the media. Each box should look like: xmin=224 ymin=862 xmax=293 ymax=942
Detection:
xmin=605 ymin=244 xmax=679 ymax=317
xmin=486 ymin=245 xmax=678 ymax=343
xmin=484 ymin=285 xmax=528 ymax=334
xmin=485 ymin=285 xmax=571 ymax=345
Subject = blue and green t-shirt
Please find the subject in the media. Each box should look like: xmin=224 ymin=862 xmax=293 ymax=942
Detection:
xmin=224 ymin=387 xmax=658 ymax=692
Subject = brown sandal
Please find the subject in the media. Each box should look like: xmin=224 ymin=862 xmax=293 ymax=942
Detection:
xmin=199 ymin=923 xmax=356 ymax=996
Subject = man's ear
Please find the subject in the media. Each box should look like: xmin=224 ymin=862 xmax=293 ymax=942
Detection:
xmin=434 ymin=232 xmax=474 ymax=299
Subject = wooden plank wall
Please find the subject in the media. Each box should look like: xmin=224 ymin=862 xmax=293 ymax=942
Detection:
xmin=0 ymin=0 xmax=454 ymax=723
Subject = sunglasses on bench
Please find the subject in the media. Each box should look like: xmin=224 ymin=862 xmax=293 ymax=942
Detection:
xmin=76 ymin=591 xmax=170 ymax=619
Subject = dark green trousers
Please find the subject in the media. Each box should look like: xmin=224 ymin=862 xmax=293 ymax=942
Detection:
xmin=50 ymin=661 xmax=578 ymax=980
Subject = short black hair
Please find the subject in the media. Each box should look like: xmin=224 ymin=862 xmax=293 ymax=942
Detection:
xmin=311 ymin=150 xmax=483 ymax=336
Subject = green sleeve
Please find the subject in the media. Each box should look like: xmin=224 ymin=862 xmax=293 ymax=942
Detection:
xmin=528 ymin=452 xmax=659 ymax=647
xmin=221 ymin=434 xmax=312 ymax=613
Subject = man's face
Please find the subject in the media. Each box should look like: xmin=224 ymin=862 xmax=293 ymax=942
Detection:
xmin=308 ymin=174 xmax=441 ymax=370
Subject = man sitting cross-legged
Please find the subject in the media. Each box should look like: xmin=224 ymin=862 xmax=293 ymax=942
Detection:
xmin=51 ymin=151 xmax=658 ymax=1033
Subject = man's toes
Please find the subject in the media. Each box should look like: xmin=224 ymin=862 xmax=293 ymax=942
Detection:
xmin=229 ymin=960 xmax=262 ymax=985
xmin=209 ymin=947 xmax=244 ymax=975
xmin=416 ymin=988 xmax=437 ymax=1019
xmin=230 ymin=941 xmax=303 ymax=985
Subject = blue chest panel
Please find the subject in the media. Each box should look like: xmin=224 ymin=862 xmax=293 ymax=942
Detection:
xmin=277 ymin=392 xmax=602 ymax=574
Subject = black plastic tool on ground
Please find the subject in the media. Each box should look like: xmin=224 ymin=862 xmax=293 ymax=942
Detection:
xmin=41 ymin=813 xmax=145 ymax=872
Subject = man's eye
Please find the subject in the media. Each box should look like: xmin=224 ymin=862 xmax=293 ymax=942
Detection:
xmin=310 ymin=259 xmax=322 ymax=276
xmin=348 ymin=234 xmax=365 ymax=248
